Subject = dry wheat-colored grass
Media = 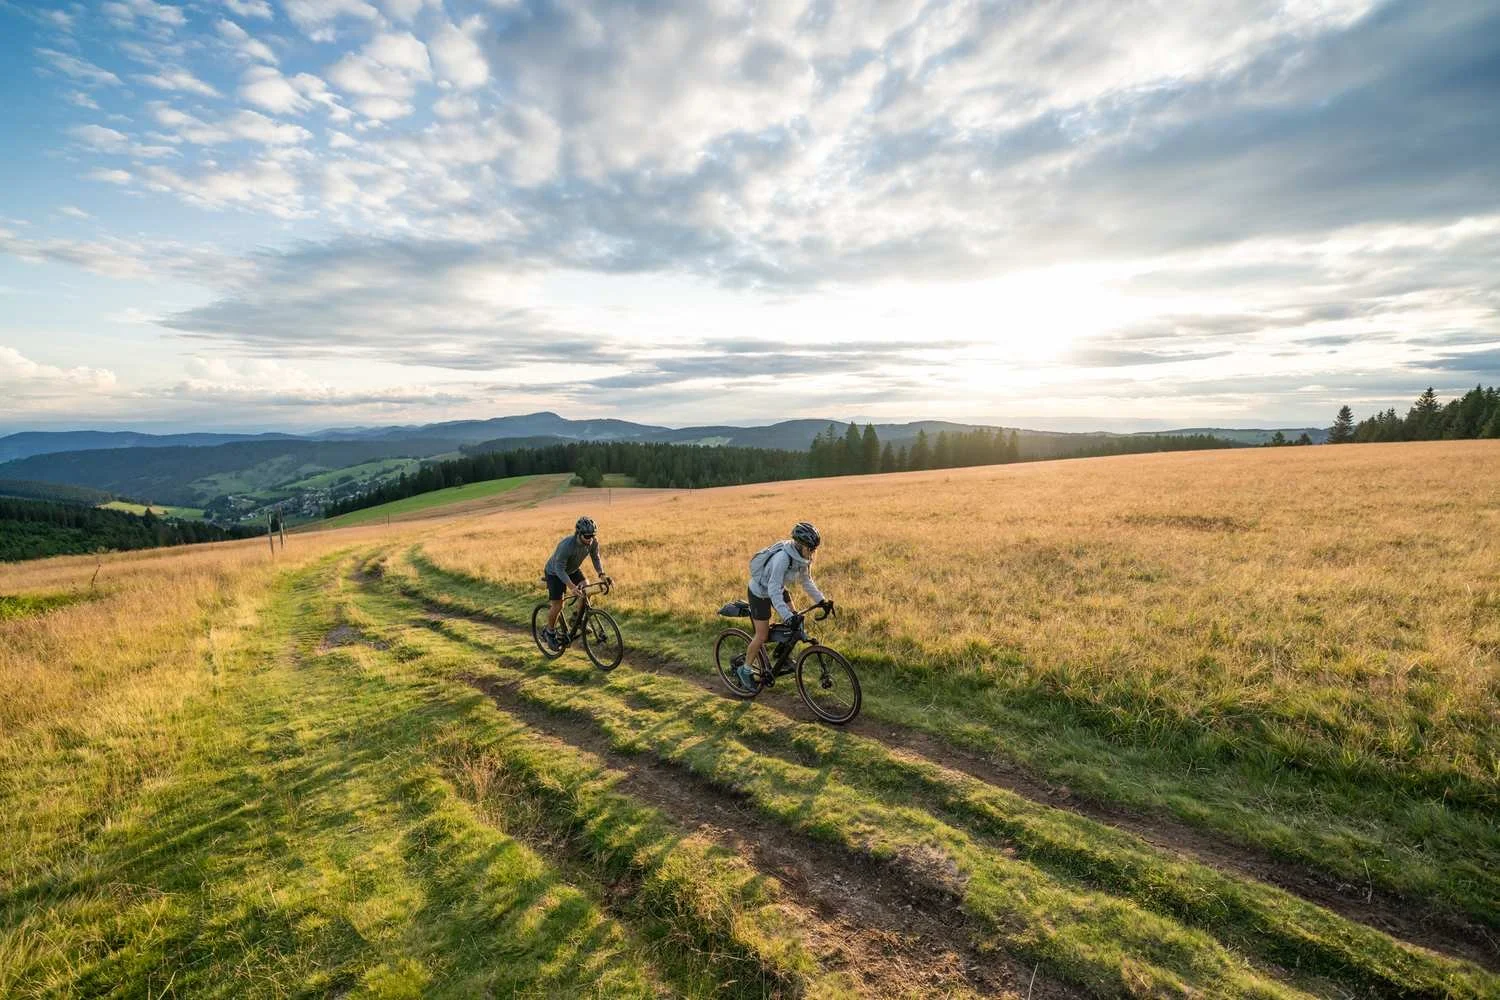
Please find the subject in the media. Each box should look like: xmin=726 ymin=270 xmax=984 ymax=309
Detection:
xmin=417 ymin=441 xmax=1500 ymax=797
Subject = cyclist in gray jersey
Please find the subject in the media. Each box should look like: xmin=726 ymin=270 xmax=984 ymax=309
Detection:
xmin=738 ymin=521 xmax=830 ymax=689
xmin=541 ymin=516 xmax=610 ymax=648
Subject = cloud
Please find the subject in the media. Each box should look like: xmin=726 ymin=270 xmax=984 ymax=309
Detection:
xmin=1066 ymin=347 xmax=1233 ymax=368
xmin=0 ymin=346 xmax=118 ymax=408
xmin=153 ymin=356 xmax=474 ymax=408
xmin=327 ymin=31 xmax=432 ymax=119
xmin=141 ymin=160 xmax=308 ymax=218
xmin=37 ymin=49 xmax=121 ymax=87
xmin=1418 ymin=347 xmax=1500 ymax=376
xmin=284 ymin=0 xmax=380 ymax=42
xmin=103 ymin=0 xmax=186 ymax=29
xmin=151 ymin=105 xmax=312 ymax=146
xmin=70 ymin=124 xmax=131 ymax=151
xmin=86 ymin=168 xmax=133 ymax=184
xmin=217 ymin=18 xmax=278 ymax=64
xmin=59 ymin=206 xmax=92 ymax=219
xmin=223 ymin=0 xmax=274 ymax=19
xmin=138 ymin=68 xmax=221 ymax=97
xmin=429 ymin=17 xmax=489 ymax=91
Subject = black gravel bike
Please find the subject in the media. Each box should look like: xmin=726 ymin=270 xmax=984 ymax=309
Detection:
xmin=714 ymin=598 xmax=861 ymax=725
xmin=532 ymin=579 xmax=623 ymax=671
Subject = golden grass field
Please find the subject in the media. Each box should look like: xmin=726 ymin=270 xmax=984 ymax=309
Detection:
xmin=2 ymin=441 xmax=1497 ymax=997
xmin=424 ymin=441 xmax=1500 ymax=795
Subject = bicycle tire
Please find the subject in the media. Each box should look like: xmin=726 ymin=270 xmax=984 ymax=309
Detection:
xmin=714 ymin=628 xmax=768 ymax=699
xmin=582 ymin=609 xmax=624 ymax=671
xmin=530 ymin=603 xmax=566 ymax=660
xmin=795 ymin=644 xmax=861 ymax=724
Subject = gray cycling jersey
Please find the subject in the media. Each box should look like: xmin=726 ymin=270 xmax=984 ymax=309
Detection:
xmin=545 ymin=533 xmax=603 ymax=585
xmin=748 ymin=540 xmax=824 ymax=621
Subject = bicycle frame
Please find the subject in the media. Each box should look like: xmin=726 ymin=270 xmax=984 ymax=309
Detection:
xmin=558 ymin=580 xmax=611 ymax=640
xmin=763 ymin=600 xmax=833 ymax=677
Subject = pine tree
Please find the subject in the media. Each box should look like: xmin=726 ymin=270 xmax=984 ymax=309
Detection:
xmin=861 ymin=424 xmax=880 ymax=474
xmin=1328 ymin=405 xmax=1355 ymax=444
xmin=1484 ymin=405 xmax=1500 ymax=439
xmin=933 ymin=431 xmax=952 ymax=468
xmin=880 ymin=441 xmax=896 ymax=472
xmin=1005 ymin=430 xmax=1021 ymax=463
xmin=1407 ymin=387 xmax=1440 ymax=439
xmin=842 ymin=422 xmax=862 ymax=475
xmin=908 ymin=430 xmax=930 ymax=469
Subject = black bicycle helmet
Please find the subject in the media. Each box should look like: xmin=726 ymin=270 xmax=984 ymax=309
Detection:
xmin=791 ymin=521 xmax=820 ymax=549
xmin=576 ymin=516 xmax=597 ymax=536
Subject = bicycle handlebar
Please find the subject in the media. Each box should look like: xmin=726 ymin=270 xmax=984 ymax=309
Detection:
xmin=794 ymin=599 xmax=834 ymax=621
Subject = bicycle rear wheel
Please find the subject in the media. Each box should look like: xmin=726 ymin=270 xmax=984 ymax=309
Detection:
xmin=530 ymin=603 xmax=565 ymax=659
xmin=795 ymin=645 xmax=861 ymax=724
xmin=714 ymin=628 xmax=767 ymax=699
xmin=582 ymin=609 xmax=624 ymax=671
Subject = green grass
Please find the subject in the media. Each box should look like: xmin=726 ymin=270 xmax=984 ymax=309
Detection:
xmin=0 ymin=591 xmax=95 ymax=620
xmin=1 ymin=556 xmax=781 ymax=997
xmin=100 ymin=501 xmax=205 ymax=519
xmin=279 ymin=458 xmax=420 ymax=492
xmin=398 ymin=550 xmax=1500 ymax=934
xmin=371 ymin=549 xmax=1498 ymax=999
xmin=321 ymin=476 xmax=539 ymax=527
xmin=187 ymin=457 xmax=327 ymax=499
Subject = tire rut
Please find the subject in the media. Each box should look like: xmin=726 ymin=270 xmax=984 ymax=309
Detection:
xmin=397 ymin=583 xmax=1499 ymax=972
xmin=461 ymin=672 xmax=1083 ymax=1000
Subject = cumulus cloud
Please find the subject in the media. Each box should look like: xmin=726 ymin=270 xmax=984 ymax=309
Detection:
xmin=327 ymin=31 xmax=432 ymax=119
xmin=14 ymin=0 xmax=1500 ymax=426
xmin=429 ymin=17 xmax=489 ymax=90
xmin=0 ymin=347 xmax=117 ymax=408
xmin=151 ymin=104 xmax=312 ymax=146
xmin=155 ymin=356 xmax=474 ymax=408
xmin=284 ymin=0 xmax=379 ymax=42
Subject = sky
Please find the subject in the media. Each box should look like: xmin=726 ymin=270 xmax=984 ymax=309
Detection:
xmin=1 ymin=0 xmax=1497 ymax=434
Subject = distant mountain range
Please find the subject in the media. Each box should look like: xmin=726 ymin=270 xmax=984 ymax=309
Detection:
xmin=1 ymin=412 xmax=1329 ymax=463
xmin=0 ymin=412 xmax=1328 ymax=516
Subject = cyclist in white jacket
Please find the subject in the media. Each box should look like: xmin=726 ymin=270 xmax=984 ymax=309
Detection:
xmin=738 ymin=521 xmax=830 ymax=689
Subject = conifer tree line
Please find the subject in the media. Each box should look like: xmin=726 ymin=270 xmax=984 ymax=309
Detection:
xmin=1327 ymin=385 xmax=1500 ymax=444
xmin=325 ymin=425 xmax=1237 ymax=519
xmin=0 ymin=498 xmax=262 ymax=562
xmin=808 ymin=423 xmax=1023 ymax=475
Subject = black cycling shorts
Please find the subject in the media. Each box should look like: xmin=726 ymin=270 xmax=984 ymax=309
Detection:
xmin=747 ymin=588 xmax=774 ymax=622
xmin=547 ymin=569 xmax=586 ymax=600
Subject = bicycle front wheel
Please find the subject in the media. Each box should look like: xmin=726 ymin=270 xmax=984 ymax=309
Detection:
xmin=582 ymin=609 xmax=623 ymax=671
xmin=714 ymin=628 xmax=767 ymax=699
xmin=531 ymin=603 xmax=565 ymax=660
xmin=795 ymin=645 xmax=861 ymax=724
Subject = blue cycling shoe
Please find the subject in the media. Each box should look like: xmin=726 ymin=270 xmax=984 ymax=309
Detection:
xmin=733 ymin=655 xmax=759 ymax=691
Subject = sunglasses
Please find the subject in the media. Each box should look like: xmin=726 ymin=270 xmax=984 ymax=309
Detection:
xmin=579 ymin=533 xmax=596 ymax=541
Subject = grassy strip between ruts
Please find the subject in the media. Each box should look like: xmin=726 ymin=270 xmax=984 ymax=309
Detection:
xmin=394 ymin=547 xmax=1500 ymax=932
xmin=363 ymin=549 xmax=1500 ymax=999
xmin=4 ymin=554 xmax=830 ymax=998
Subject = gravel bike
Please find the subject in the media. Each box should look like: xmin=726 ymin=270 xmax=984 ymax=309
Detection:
xmin=531 ymin=579 xmax=623 ymax=671
xmin=713 ymin=597 xmax=861 ymax=724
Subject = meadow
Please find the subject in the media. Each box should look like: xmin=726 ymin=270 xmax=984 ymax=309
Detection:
xmin=1 ymin=442 xmax=1496 ymax=998
xmin=314 ymin=473 xmax=552 ymax=528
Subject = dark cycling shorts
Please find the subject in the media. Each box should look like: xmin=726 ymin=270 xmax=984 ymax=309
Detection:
xmin=547 ymin=569 xmax=586 ymax=601
xmin=746 ymin=588 xmax=774 ymax=622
